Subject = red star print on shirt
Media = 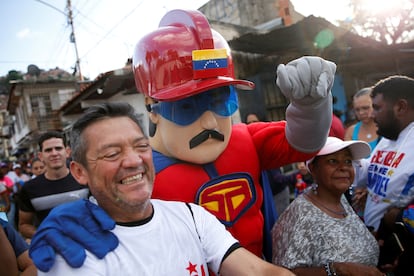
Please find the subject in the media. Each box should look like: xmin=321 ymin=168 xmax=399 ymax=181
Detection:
xmin=186 ymin=262 xmax=197 ymax=275
xmin=186 ymin=261 xmax=207 ymax=276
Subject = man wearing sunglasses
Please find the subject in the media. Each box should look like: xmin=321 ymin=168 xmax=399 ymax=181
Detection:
xmin=29 ymin=9 xmax=336 ymax=271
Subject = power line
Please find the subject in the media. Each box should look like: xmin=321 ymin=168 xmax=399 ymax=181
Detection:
xmin=80 ymin=0 xmax=144 ymax=60
xmin=33 ymin=0 xmax=66 ymax=16
xmin=72 ymin=6 xmax=107 ymax=33
xmin=45 ymin=18 xmax=72 ymax=71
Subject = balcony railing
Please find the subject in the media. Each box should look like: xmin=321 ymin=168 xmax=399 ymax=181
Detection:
xmin=28 ymin=112 xmax=62 ymax=132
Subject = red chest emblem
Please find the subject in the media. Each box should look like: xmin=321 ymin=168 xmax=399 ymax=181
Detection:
xmin=195 ymin=173 xmax=256 ymax=226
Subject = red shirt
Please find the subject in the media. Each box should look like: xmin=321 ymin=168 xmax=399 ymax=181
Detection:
xmin=329 ymin=114 xmax=345 ymax=139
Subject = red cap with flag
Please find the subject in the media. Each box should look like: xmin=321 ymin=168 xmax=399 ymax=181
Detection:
xmin=132 ymin=9 xmax=255 ymax=101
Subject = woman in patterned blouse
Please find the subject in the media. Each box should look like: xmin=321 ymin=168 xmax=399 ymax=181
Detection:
xmin=271 ymin=137 xmax=383 ymax=276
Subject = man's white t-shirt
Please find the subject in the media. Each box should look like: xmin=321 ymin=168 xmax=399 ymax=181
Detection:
xmin=39 ymin=199 xmax=238 ymax=275
xmin=357 ymin=122 xmax=414 ymax=230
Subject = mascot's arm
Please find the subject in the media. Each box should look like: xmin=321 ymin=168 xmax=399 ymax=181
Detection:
xmin=277 ymin=56 xmax=336 ymax=153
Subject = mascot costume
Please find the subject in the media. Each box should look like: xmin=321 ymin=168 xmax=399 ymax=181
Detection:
xmin=29 ymin=9 xmax=336 ymax=271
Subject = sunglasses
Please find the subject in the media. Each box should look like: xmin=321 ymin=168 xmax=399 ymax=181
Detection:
xmin=151 ymin=86 xmax=238 ymax=126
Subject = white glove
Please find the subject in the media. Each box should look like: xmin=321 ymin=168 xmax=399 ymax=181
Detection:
xmin=276 ymin=56 xmax=336 ymax=105
xmin=276 ymin=56 xmax=337 ymax=153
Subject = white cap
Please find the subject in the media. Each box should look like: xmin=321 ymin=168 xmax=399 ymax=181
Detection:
xmin=13 ymin=163 xmax=21 ymax=170
xmin=307 ymin=136 xmax=371 ymax=165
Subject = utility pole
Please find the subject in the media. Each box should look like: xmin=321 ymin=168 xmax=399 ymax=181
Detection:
xmin=66 ymin=0 xmax=83 ymax=81
xmin=34 ymin=0 xmax=84 ymax=81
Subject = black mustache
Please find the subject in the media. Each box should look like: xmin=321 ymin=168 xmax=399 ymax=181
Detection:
xmin=189 ymin=130 xmax=225 ymax=149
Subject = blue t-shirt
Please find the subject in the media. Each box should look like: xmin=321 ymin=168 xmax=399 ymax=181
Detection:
xmin=0 ymin=218 xmax=28 ymax=257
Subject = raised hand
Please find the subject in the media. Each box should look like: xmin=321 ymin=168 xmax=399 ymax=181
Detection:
xmin=277 ymin=56 xmax=336 ymax=105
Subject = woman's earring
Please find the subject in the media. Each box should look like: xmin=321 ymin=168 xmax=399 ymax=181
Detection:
xmin=311 ymin=183 xmax=318 ymax=195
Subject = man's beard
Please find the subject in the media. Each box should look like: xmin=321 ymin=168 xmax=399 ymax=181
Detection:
xmin=189 ymin=130 xmax=225 ymax=149
xmin=376 ymin=112 xmax=400 ymax=140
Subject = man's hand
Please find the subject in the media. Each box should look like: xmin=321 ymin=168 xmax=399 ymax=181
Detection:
xmin=29 ymin=199 xmax=118 ymax=272
xmin=352 ymin=187 xmax=368 ymax=212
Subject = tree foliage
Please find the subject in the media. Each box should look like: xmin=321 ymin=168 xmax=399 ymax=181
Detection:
xmin=339 ymin=0 xmax=414 ymax=44
xmin=0 ymin=70 xmax=24 ymax=95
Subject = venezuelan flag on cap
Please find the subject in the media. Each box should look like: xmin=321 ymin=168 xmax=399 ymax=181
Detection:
xmin=192 ymin=48 xmax=228 ymax=79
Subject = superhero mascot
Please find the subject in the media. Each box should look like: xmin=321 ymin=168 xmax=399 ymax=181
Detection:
xmin=29 ymin=9 xmax=336 ymax=271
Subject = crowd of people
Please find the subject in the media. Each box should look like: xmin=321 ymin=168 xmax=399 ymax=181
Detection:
xmin=0 ymin=8 xmax=413 ymax=276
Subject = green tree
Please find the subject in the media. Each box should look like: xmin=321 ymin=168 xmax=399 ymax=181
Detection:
xmin=339 ymin=0 xmax=414 ymax=44
xmin=0 ymin=70 xmax=24 ymax=95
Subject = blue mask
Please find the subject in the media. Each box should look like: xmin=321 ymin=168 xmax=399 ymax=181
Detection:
xmin=151 ymin=86 xmax=238 ymax=126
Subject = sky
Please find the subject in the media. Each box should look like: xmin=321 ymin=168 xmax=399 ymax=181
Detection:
xmin=0 ymin=0 xmax=352 ymax=80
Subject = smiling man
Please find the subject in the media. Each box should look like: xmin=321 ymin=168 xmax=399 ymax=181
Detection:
xmin=34 ymin=102 xmax=294 ymax=276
